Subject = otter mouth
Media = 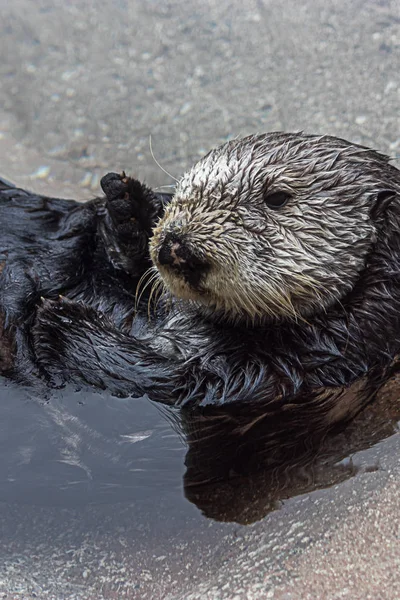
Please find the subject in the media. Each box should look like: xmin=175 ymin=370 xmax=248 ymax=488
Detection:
xmin=157 ymin=265 xmax=208 ymax=301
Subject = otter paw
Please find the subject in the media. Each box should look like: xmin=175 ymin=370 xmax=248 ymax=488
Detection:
xmin=101 ymin=173 xmax=163 ymax=254
xmin=101 ymin=172 xmax=140 ymax=225
xmin=101 ymin=172 xmax=162 ymax=234
xmin=100 ymin=171 xmax=129 ymax=203
xmin=33 ymin=298 xmax=108 ymax=372
xmin=35 ymin=297 xmax=104 ymax=335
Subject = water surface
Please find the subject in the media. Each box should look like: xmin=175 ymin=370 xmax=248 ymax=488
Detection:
xmin=0 ymin=376 xmax=399 ymax=598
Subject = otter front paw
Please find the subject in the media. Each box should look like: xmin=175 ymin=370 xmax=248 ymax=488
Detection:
xmin=101 ymin=172 xmax=163 ymax=237
xmin=33 ymin=297 xmax=137 ymax=394
xmin=33 ymin=298 xmax=110 ymax=386
xmin=100 ymin=172 xmax=165 ymax=275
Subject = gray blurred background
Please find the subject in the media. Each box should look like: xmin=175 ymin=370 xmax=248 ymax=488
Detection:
xmin=1 ymin=1 xmax=400 ymax=599
xmin=1 ymin=0 xmax=399 ymax=197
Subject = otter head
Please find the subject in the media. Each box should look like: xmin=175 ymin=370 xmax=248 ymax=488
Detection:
xmin=150 ymin=133 xmax=400 ymax=322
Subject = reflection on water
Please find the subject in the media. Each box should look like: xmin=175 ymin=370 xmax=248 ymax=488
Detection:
xmin=181 ymin=372 xmax=400 ymax=523
xmin=0 ymin=370 xmax=399 ymax=525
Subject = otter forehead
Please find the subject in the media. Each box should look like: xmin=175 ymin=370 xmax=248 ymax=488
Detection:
xmin=175 ymin=132 xmax=391 ymax=208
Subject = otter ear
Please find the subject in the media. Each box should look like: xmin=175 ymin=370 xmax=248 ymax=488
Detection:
xmin=370 ymin=190 xmax=396 ymax=220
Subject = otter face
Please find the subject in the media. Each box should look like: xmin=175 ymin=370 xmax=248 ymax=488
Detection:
xmin=150 ymin=133 xmax=398 ymax=321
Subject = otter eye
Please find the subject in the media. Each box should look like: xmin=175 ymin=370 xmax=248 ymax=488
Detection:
xmin=264 ymin=191 xmax=291 ymax=209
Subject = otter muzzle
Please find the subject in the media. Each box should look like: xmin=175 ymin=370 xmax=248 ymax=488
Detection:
xmin=157 ymin=233 xmax=210 ymax=288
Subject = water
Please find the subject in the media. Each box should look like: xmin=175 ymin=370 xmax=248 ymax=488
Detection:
xmin=0 ymin=381 xmax=186 ymax=507
xmin=0 ymin=375 xmax=399 ymax=598
xmin=2 ymin=377 xmax=398 ymax=515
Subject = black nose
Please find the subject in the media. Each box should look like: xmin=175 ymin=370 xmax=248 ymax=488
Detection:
xmin=157 ymin=233 xmax=209 ymax=287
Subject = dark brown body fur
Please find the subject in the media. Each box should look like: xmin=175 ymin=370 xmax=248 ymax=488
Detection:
xmin=1 ymin=133 xmax=400 ymax=447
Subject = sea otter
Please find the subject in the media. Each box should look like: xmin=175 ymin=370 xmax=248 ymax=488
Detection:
xmin=1 ymin=133 xmax=400 ymax=437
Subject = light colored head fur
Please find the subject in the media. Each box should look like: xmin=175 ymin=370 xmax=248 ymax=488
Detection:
xmin=149 ymin=132 xmax=400 ymax=322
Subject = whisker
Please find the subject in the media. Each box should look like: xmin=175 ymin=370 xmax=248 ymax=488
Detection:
xmin=135 ymin=267 xmax=153 ymax=298
xmin=153 ymin=184 xmax=176 ymax=192
xmin=147 ymin=278 xmax=164 ymax=320
xmin=135 ymin=268 xmax=159 ymax=312
xmin=149 ymin=135 xmax=178 ymax=183
xmin=154 ymin=280 xmax=167 ymax=312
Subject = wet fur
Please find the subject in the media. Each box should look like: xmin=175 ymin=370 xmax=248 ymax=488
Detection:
xmin=2 ymin=133 xmax=400 ymax=437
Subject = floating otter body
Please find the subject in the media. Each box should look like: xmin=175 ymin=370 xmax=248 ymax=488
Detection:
xmin=1 ymin=133 xmax=400 ymax=437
